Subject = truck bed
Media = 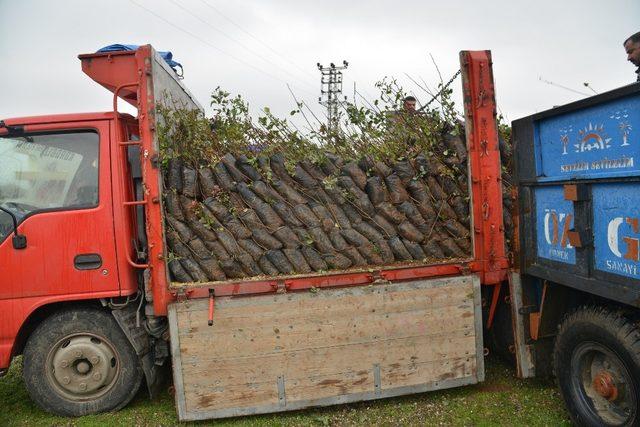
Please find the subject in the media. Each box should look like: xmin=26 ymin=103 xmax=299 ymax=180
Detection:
xmin=81 ymin=47 xmax=505 ymax=421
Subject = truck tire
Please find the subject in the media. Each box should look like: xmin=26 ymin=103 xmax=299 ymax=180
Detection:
xmin=22 ymin=307 xmax=143 ymax=416
xmin=553 ymin=306 xmax=639 ymax=426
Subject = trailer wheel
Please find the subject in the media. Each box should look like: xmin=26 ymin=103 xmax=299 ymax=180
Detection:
xmin=553 ymin=306 xmax=640 ymax=426
xmin=22 ymin=307 xmax=143 ymax=416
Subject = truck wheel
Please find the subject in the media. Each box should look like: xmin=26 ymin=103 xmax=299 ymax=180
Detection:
xmin=22 ymin=307 xmax=143 ymax=416
xmin=553 ymin=306 xmax=639 ymax=426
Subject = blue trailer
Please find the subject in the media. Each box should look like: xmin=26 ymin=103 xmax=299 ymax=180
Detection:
xmin=511 ymin=82 xmax=640 ymax=425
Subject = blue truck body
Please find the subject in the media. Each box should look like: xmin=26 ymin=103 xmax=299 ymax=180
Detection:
xmin=514 ymin=83 xmax=640 ymax=307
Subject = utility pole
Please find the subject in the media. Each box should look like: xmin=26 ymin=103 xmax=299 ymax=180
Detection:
xmin=317 ymin=60 xmax=348 ymax=136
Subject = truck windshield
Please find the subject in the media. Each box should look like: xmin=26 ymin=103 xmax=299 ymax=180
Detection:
xmin=0 ymin=131 xmax=99 ymax=241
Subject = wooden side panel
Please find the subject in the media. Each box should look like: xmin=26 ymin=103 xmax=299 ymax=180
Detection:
xmin=509 ymin=272 xmax=535 ymax=378
xmin=169 ymin=275 xmax=482 ymax=421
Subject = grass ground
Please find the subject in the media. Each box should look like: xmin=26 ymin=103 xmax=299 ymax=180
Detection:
xmin=0 ymin=356 xmax=570 ymax=426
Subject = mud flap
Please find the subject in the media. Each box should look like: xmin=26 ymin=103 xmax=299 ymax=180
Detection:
xmin=508 ymin=271 xmax=535 ymax=378
xmin=111 ymin=303 xmax=167 ymax=398
xmin=168 ymin=274 xmax=484 ymax=421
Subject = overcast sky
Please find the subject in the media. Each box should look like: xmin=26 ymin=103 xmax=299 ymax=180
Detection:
xmin=1 ymin=0 xmax=638 ymax=129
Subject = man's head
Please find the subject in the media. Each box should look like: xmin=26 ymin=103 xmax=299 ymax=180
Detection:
xmin=624 ymin=31 xmax=640 ymax=67
xmin=403 ymin=96 xmax=417 ymax=112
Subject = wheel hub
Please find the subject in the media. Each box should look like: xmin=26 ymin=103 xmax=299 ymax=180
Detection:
xmin=572 ymin=342 xmax=636 ymax=425
xmin=76 ymin=360 xmax=91 ymax=375
xmin=593 ymin=370 xmax=618 ymax=401
xmin=47 ymin=334 xmax=119 ymax=400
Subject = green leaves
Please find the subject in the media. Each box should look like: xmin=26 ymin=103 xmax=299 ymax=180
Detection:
xmin=158 ymin=75 xmax=503 ymax=171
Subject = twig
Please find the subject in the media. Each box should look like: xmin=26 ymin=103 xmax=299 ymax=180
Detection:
xmin=426 ymin=200 xmax=446 ymax=240
xmin=404 ymin=73 xmax=435 ymax=97
xmin=429 ymin=53 xmax=444 ymax=85
xmin=286 ymin=83 xmax=319 ymax=133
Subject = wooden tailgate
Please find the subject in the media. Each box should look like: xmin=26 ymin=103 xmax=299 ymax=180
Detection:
xmin=168 ymin=274 xmax=483 ymax=421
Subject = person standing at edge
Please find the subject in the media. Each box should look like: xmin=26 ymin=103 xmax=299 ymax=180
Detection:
xmin=624 ymin=31 xmax=640 ymax=82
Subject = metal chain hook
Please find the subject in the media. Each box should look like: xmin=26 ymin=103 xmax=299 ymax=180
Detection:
xmin=418 ymin=69 xmax=462 ymax=112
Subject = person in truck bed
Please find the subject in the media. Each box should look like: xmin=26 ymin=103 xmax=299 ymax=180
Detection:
xmin=624 ymin=31 xmax=640 ymax=82
xmin=402 ymin=95 xmax=418 ymax=112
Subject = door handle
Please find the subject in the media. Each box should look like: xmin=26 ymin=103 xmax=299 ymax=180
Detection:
xmin=74 ymin=253 xmax=102 ymax=270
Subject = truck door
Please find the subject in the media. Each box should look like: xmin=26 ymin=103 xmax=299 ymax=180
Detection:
xmin=0 ymin=120 xmax=120 ymax=303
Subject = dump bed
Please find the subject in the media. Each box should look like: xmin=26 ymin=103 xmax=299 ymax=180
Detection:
xmin=513 ymin=82 xmax=640 ymax=307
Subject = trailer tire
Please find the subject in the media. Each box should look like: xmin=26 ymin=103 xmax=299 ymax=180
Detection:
xmin=22 ymin=307 xmax=143 ymax=417
xmin=553 ymin=306 xmax=640 ymax=426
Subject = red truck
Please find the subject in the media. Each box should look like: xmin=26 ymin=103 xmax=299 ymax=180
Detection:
xmin=1 ymin=45 xmax=638 ymax=425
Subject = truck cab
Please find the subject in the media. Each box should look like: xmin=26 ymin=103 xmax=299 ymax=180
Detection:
xmin=0 ymin=111 xmax=150 ymax=414
xmin=0 ymin=45 xmax=193 ymax=415
xmin=0 ymin=112 xmax=140 ymax=364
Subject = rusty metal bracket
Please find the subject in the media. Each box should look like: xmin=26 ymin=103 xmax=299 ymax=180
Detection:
xmin=174 ymin=287 xmax=190 ymax=303
xmin=371 ymin=270 xmax=392 ymax=285
xmin=274 ymin=281 xmax=288 ymax=294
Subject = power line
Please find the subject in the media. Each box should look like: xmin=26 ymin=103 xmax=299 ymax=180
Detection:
xmin=583 ymin=82 xmax=598 ymax=95
xmin=168 ymin=0 xmax=317 ymax=93
xmin=199 ymin=0 xmax=318 ymax=82
xmin=128 ymin=0 xmax=316 ymax=97
xmin=538 ymin=76 xmax=590 ymax=96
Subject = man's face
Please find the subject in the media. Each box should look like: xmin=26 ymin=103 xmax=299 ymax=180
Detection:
xmin=403 ymin=100 xmax=416 ymax=112
xmin=625 ymin=39 xmax=640 ymax=67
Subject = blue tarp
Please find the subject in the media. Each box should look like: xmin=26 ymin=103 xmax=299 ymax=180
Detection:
xmin=97 ymin=44 xmax=183 ymax=75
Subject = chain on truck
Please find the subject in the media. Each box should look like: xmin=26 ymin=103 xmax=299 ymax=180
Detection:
xmin=0 ymin=45 xmax=638 ymax=425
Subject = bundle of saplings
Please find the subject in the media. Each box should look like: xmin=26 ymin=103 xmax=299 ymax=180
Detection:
xmin=158 ymin=82 xmax=503 ymax=283
xmin=498 ymin=122 xmax=515 ymax=256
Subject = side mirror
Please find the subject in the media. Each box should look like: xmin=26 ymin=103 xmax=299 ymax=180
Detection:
xmin=0 ymin=206 xmax=27 ymax=250
xmin=13 ymin=234 xmax=27 ymax=250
